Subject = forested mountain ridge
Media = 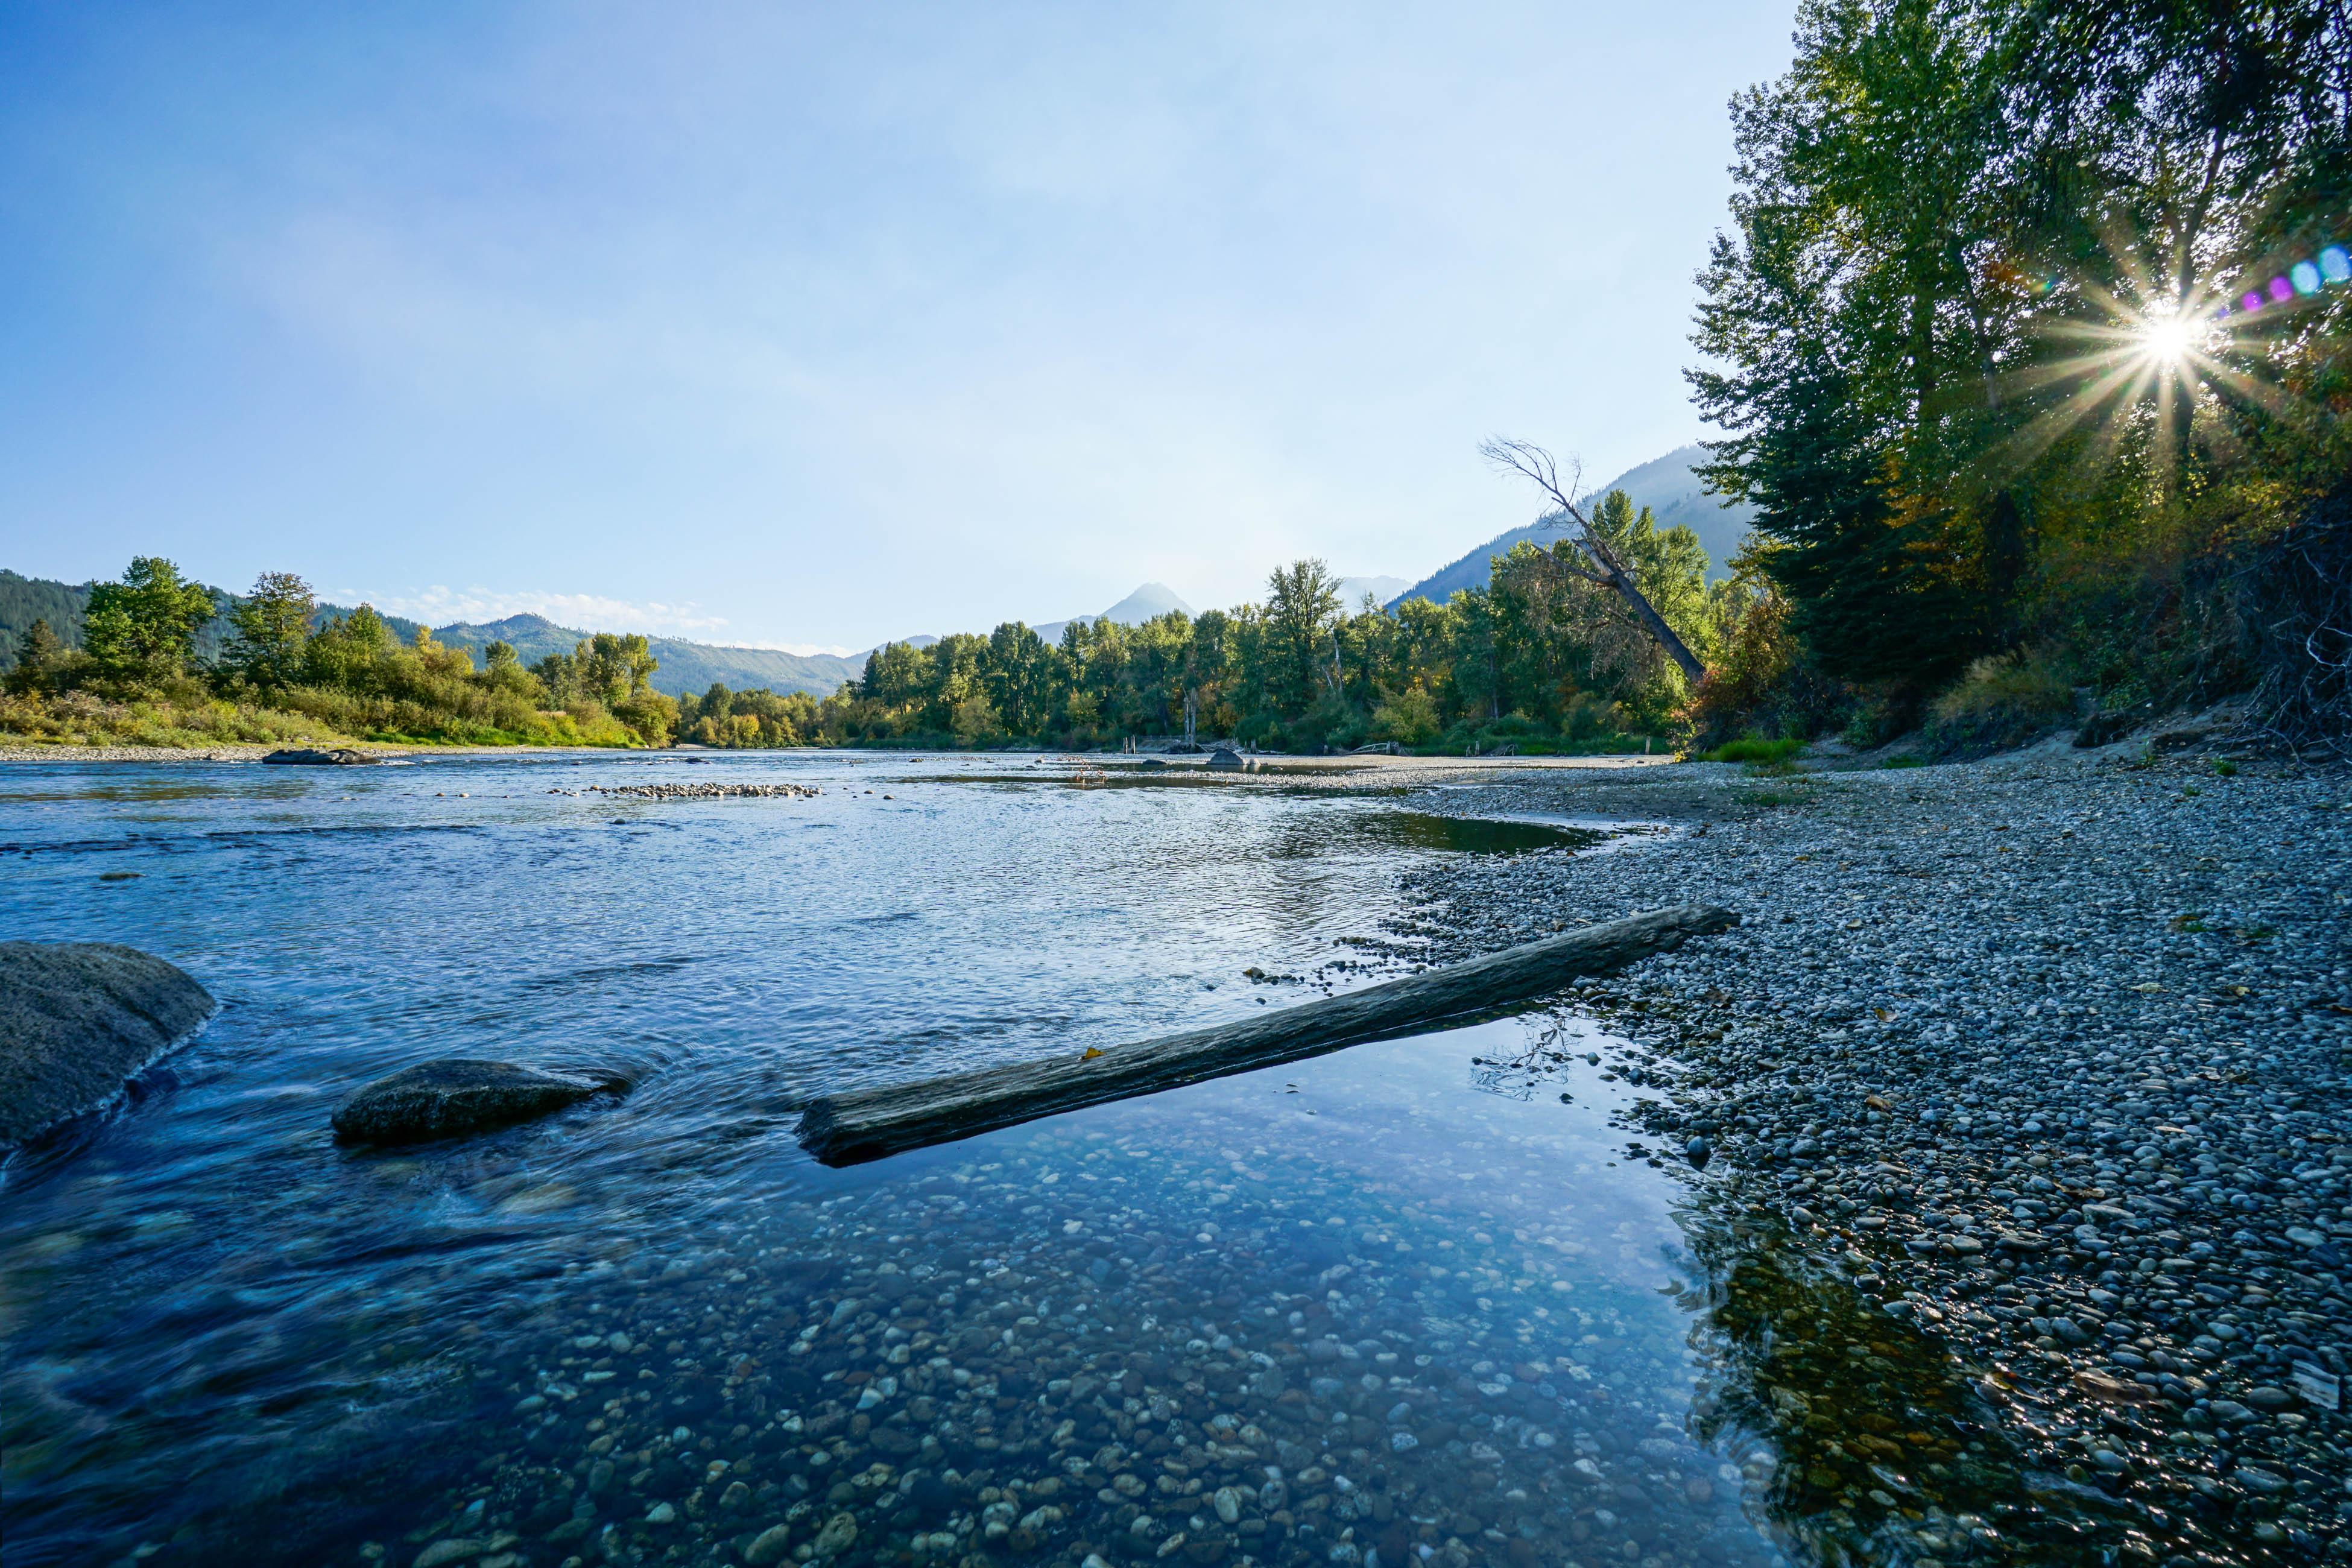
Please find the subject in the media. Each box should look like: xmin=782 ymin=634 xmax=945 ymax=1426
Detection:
xmin=0 ymin=570 xmax=94 ymax=650
xmin=0 ymin=578 xmax=862 ymax=701
xmin=1391 ymin=446 xmax=1755 ymax=608
xmin=429 ymin=614 xmax=862 ymax=699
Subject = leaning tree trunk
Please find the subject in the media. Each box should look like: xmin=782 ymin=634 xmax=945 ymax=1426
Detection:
xmin=1481 ymin=436 xmax=1708 ymax=684
xmin=1581 ymin=534 xmax=1707 ymax=684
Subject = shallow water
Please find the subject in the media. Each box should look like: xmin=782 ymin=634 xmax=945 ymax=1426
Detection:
xmin=1 ymin=752 xmax=2045 ymax=1568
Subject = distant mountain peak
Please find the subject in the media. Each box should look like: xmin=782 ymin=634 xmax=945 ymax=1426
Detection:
xmin=440 ymin=612 xmax=563 ymax=637
xmin=1098 ymin=583 xmax=1193 ymax=624
xmin=1335 ymin=574 xmax=1409 ymax=609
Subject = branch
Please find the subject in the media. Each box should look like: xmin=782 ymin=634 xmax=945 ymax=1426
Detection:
xmin=1478 ymin=437 xmax=1585 ymax=523
xmin=1481 ymin=434 xmax=1708 ymax=684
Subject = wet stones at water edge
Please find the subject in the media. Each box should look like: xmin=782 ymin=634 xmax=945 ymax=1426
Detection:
xmin=0 ymin=941 xmax=216 ymax=1148
xmin=331 ymin=1059 xmax=628 ymax=1144
xmin=261 ymin=747 xmax=380 ymax=765
xmin=1395 ymin=751 xmax=2352 ymax=1560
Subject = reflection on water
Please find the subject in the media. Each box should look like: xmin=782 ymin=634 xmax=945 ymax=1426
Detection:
xmin=1267 ymin=814 xmax=1604 ymax=860
xmin=1675 ymin=1208 xmax=2134 ymax=1567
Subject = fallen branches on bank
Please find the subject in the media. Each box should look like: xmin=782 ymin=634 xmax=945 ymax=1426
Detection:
xmin=797 ymin=903 xmax=1738 ymax=1165
xmin=557 ymin=782 xmax=821 ymax=800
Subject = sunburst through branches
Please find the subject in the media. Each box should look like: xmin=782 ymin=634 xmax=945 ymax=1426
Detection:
xmin=1991 ymin=231 xmax=2350 ymax=487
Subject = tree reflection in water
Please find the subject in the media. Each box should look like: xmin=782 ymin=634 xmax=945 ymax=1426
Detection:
xmin=1672 ymin=1200 xmax=2261 ymax=1566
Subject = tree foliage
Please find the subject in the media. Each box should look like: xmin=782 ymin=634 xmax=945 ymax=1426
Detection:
xmin=4 ymin=561 xmax=675 ymax=748
xmin=81 ymin=557 xmax=219 ymax=681
xmin=1689 ymin=0 xmax=2352 ymax=741
xmin=817 ymin=526 xmax=1713 ymax=752
xmin=226 ymin=571 xmax=317 ymax=689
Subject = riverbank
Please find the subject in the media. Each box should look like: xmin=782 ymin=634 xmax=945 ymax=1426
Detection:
xmin=0 ymin=741 xmax=648 ymax=763
xmin=1402 ymin=739 xmax=2351 ymax=1559
xmin=0 ymin=744 xmax=1678 ymax=770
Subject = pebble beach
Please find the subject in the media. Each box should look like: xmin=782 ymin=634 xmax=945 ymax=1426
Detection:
xmin=1396 ymin=738 xmax=2352 ymax=1563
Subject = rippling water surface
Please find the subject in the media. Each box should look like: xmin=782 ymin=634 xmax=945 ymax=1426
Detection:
xmin=4 ymin=751 xmax=1952 ymax=1568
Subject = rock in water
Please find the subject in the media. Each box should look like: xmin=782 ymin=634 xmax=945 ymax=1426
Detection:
xmin=261 ymin=748 xmax=379 ymax=765
xmin=0 ymin=942 xmax=216 ymax=1147
xmin=332 ymin=1059 xmax=626 ymax=1143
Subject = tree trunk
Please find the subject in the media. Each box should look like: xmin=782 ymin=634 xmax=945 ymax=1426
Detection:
xmin=797 ymin=904 xmax=1739 ymax=1165
xmin=1584 ymin=539 xmax=1708 ymax=684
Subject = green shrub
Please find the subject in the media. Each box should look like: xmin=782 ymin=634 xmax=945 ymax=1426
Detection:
xmin=1702 ymin=736 xmax=1803 ymax=765
xmin=1370 ymin=685 xmax=1441 ymax=747
xmin=1925 ymin=649 xmax=2076 ymax=750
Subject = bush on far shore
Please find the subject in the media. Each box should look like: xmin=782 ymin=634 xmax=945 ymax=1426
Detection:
xmin=0 ymin=688 xmax=352 ymax=748
xmin=2 ymin=563 xmax=673 ymax=750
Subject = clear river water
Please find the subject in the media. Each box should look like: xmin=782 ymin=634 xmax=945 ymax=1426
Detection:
xmin=1 ymin=751 xmax=2029 ymax=1568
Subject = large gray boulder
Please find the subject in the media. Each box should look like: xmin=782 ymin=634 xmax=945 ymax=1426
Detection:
xmin=262 ymin=747 xmax=379 ymax=765
xmin=0 ymin=942 xmax=217 ymax=1148
xmin=332 ymin=1059 xmax=627 ymax=1144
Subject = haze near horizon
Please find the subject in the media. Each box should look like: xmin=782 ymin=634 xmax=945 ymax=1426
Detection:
xmin=0 ymin=3 xmax=1791 ymax=649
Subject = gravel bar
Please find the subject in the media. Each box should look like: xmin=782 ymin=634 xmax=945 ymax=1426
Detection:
xmin=1393 ymin=738 xmax=2352 ymax=1562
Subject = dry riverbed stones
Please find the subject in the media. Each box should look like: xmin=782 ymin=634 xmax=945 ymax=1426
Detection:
xmin=564 ymin=783 xmax=821 ymax=801
xmin=1398 ymin=745 xmax=2352 ymax=1563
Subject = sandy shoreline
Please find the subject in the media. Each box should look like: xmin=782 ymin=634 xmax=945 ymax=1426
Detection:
xmin=0 ymin=742 xmax=1682 ymax=772
xmin=0 ymin=741 xmax=647 ymax=763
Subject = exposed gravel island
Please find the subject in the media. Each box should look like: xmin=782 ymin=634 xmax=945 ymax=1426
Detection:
xmin=1391 ymin=739 xmax=2352 ymax=1563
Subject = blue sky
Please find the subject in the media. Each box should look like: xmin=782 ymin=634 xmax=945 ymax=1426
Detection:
xmin=0 ymin=2 xmax=1791 ymax=650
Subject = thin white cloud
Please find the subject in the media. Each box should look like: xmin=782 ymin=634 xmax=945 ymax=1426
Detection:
xmin=342 ymin=584 xmax=861 ymax=654
xmin=733 ymin=640 xmax=860 ymax=657
xmin=354 ymin=584 xmax=718 ymax=638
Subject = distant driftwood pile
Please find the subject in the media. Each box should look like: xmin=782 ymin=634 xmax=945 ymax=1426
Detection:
xmin=797 ymin=903 xmax=1738 ymax=1166
xmin=559 ymin=782 xmax=821 ymax=801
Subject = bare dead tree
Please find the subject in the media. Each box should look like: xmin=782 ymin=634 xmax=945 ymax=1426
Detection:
xmin=1479 ymin=437 xmax=1707 ymax=683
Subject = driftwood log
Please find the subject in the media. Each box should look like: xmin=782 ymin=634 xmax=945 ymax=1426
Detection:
xmin=797 ymin=903 xmax=1737 ymax=1166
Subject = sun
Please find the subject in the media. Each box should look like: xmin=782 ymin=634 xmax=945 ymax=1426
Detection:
xmin=2137 ymin=311 xmax=2196 ymax=365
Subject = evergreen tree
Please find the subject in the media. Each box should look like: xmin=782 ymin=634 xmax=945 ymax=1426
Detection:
xmin=226 ymin=571 xmax=317 ymax=689
xmin=5 ymin=618 xmax=65 ymax=696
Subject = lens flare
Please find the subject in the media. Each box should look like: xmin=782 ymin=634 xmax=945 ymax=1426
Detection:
xmin=1994 ymin=229 xmax=2345 ymax=487
xmin=2138 ymin=312 xmax=2195 ymax=364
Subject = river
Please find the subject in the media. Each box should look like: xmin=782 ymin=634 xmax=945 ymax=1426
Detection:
xmin=2 ymin=750 xmax=1791 ymax=1568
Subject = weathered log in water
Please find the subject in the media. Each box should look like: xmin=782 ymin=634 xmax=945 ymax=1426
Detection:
xmin=797 ymin=903 xmax=1738 ymax=1165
